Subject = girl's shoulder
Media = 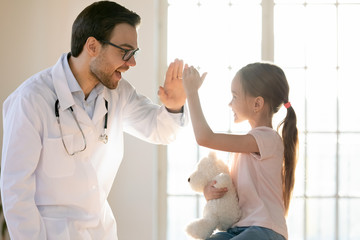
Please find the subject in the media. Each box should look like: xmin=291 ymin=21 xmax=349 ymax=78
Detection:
xmin=249 ymin=126 xmax=280 ymax=139
xmin=248 ymin=127 xmax=283 ymax=159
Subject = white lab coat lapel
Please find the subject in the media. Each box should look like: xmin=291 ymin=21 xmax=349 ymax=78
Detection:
xmin=51 ymin=54 xmax=93 ymax=128
xmin=52 ymin=55 xmax=75 ymax=112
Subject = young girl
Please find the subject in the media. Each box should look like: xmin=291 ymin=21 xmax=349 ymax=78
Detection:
xmin=182 ymin=62 xmax=298 ymax=240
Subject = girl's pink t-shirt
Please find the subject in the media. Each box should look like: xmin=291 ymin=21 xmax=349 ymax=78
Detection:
xmin=230 ymin=126 xmax=288 ymax=239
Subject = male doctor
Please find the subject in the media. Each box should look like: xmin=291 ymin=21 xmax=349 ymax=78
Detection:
xmin=1 ymin=1 xmax=187 ymax=239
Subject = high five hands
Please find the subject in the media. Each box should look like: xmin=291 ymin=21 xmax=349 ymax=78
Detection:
xmin=158 ymin=59 xmax=207 ymax=112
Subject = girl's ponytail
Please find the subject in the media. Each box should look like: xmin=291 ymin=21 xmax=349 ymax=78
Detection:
xmin=278 ymin=102 xmax=299 ymax=216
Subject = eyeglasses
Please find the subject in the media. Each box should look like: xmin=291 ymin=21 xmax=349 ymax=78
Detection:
xmin=100 ymin=40 xmax=139 ymax=61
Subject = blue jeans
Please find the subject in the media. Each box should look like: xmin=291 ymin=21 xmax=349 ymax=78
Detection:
xmin=206 ymin=226 xmax=286 ymax=240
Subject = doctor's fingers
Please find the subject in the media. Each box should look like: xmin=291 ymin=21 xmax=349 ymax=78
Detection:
xmin=165 ymin=62 xmax=175 ymax=81
xmin=172 ymin=59 xmax=184 ymax=80
xmin=165 ymin=59 xmax=182 ymax=81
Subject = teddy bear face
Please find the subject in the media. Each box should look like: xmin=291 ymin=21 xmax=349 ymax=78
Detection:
xmin=188 ymin=153 xmax=230 ymax=193
xmin=188 ymin=168 xmax=209 ymax=193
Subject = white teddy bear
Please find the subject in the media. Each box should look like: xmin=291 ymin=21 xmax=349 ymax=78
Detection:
xmin=186 ymin=152 xmax=241 ymax=240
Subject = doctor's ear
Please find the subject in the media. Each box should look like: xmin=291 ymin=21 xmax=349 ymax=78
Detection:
xmin=85 ymin=37 xmax=100 ymax=56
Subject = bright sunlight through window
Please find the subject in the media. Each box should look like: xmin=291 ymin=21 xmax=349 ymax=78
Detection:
xmin=165 ymin=1 xmax=360 ymax=240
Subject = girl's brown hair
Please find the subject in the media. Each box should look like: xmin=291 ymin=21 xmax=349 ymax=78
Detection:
xmin=238 ymin=62 xmax=299 ymax=215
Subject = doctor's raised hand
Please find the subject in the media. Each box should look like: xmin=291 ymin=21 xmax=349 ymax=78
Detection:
xmin=158 ymin=59 xmax=186 ymax=113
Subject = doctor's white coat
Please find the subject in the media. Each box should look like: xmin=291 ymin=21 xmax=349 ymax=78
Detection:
xmin=1 ymin=54 xmax=187 ymax=239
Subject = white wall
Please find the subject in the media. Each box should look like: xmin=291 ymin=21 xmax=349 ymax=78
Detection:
xmin=0 ymin=1 xmax=160 ymax=239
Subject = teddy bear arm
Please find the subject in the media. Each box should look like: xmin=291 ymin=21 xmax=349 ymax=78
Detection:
xmin=213 ymin=173 xmax=232 ymax=188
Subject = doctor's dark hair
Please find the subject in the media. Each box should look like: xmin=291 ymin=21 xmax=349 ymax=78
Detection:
xmin=237 ymin=62 xmax=299 ymax=216
xmin=71 ymin=1 xmax=141 ymax=57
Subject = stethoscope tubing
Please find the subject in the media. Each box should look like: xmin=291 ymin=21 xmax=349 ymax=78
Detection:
xmin=54 ymin=99 xmax=109 ymax=155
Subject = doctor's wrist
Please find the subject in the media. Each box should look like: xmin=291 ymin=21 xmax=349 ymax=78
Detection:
xmin=165 ymin=106 xmax=184 ymax=113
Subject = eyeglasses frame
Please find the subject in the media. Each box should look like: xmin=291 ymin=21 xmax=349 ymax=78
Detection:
xmin=99 ymin=40 xmax=139 ymax=61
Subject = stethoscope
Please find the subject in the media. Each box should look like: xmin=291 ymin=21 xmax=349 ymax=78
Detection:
xmin=55 ymin=99 xmax=108 ymax=156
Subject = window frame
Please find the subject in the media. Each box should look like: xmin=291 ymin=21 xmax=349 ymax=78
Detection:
xmin=158 ymin=1 xmax=360 ymax=240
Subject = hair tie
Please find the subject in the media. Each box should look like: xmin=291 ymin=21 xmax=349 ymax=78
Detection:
xmin=284 ymin=102 xmax=291 ymax=109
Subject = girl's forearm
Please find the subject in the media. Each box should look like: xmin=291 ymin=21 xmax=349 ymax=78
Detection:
xmin=186 ymin=91 xmax=214 ymax=146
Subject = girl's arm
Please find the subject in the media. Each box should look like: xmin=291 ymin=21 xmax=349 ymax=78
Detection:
xmin=183 ymin=65 xmax=259 ymax=153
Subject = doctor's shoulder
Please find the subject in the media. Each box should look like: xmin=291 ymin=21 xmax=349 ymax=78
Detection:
xmin=9 ymin=66 xmax=54 ymax=96
xmin=4 ymin=67 xmax=55 ymax=116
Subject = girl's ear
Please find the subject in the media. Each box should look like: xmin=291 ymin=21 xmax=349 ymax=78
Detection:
xmin=254 ymin=96 xmax=264 ymax=113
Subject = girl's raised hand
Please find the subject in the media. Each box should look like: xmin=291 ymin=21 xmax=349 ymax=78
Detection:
xmin=182 ymin=64 xmax=207 ymax=96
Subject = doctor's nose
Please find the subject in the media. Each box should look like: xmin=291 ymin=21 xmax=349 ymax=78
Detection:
xmin=188 ymin=178 xmax=190 ymax=182
xmin=125 ymin=55 xmax=136 ymax=67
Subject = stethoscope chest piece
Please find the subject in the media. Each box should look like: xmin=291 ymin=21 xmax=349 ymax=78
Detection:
xmin=99 ymin=133 xmax=108 ymax=144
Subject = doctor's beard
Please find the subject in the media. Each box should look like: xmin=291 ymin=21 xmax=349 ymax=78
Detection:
xmin=90 ymin=58 xmax=122 ymax=90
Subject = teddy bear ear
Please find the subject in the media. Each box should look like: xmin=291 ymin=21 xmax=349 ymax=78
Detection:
xmin=208 ymin=151 xmax=217 ymax=159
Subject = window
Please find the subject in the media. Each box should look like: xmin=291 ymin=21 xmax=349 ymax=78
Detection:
xmin=163 ymin=1 xmax=360 ymax=240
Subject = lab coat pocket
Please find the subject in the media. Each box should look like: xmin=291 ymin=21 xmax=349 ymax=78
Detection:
xmin=42 ymin=135 xmax=75 ymax=178
xmin=43 ymin=217 xmax=70 ymax=240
